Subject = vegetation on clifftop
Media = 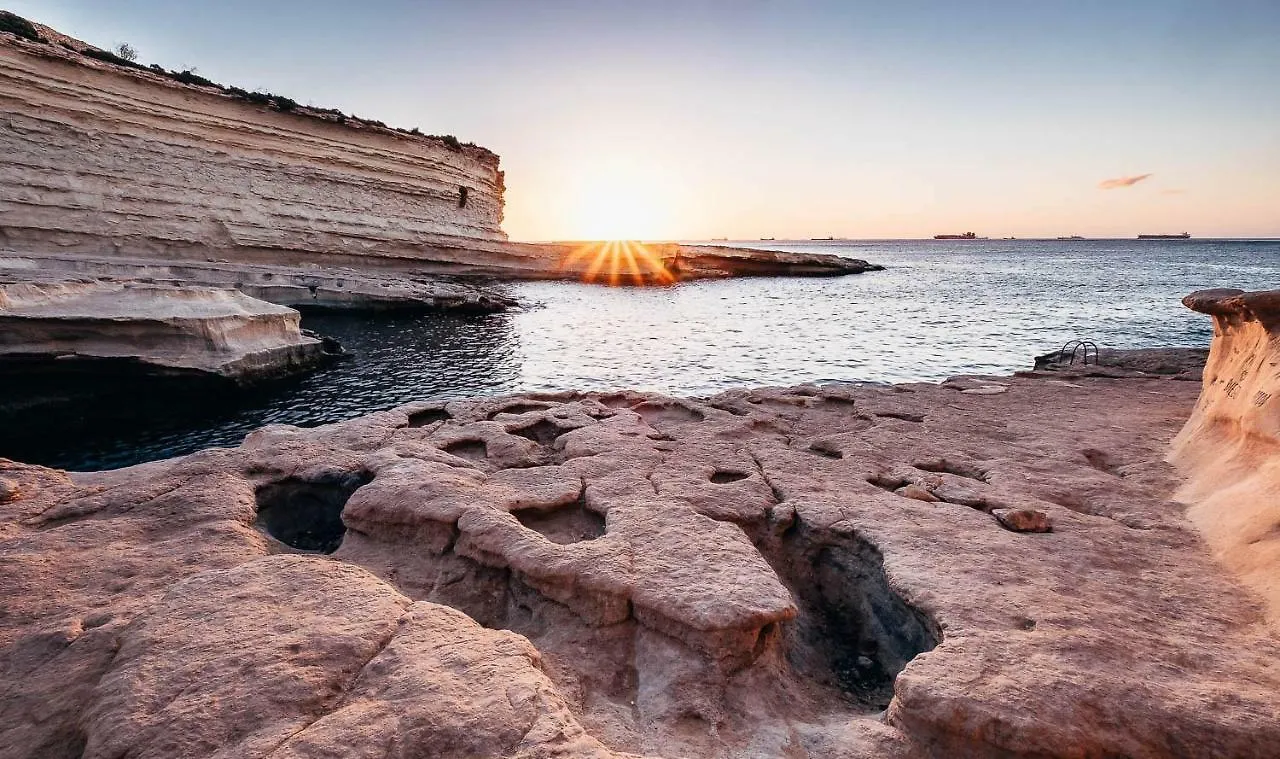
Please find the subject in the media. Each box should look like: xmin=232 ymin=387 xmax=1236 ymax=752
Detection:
xmin=0 ymin=10 xmax=491 ymax=160
xmin=0 ymin=10 xmax=41 ymax=42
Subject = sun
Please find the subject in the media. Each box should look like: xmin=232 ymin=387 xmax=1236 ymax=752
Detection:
xmin=566 ymin=163 xmax=672 ymax=241
xmin=575 ymin=191 xmax=662 ymax=241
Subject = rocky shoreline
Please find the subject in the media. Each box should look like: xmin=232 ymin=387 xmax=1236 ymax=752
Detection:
xmin=3 ymin=323 xmax=1278 ymax=757
xmin=0 ymin=277 xmax=341 ymax=386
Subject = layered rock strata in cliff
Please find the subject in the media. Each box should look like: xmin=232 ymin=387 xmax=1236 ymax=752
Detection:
xmin=0 ymin=278 xmax=334 ymax=383
xmin=0 ymin=32 xmax=505 ymax=266
xmin=3 ymin=356 xmax=1277 ymax=757
xmin=0 ymin=251 xmax=516 ymax=312
xmin=1171 ymin=288 xmax=1280 ymax=623
xmin=0 ymin=26 xmax=879 ymax=284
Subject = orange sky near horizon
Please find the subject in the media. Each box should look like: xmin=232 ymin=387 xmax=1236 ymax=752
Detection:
xmin=11 ymin=0 xmax=1280 ymax=242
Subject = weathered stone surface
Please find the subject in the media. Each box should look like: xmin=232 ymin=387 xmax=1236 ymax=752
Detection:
xmin=1171 ymin=288 xmax=1280 ymax=625
xmin=0 ymin=252 xmax=517 ymax=313
xmin=991 ymin=507 xmax=1052 ymax=533
xmin=3 ymin=349 xmax=1278 ymax=757
xmin=0 ymin=278 xmax=335 ymax=383
xmin=80 ymin=556 xmax=616 ymax=759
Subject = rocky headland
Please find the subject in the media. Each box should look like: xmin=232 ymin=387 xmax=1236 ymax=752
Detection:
xmin=0 ymin=12 xmax=880 ymax=388
xmin=2 ymin=291 xmax=1279 ymax=758
xmin=0 ymin=16 xmax=878 ymax=291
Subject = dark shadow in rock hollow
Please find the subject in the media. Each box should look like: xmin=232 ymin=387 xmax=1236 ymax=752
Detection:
xmin=443 ymin=439 xmax=488 ymax=461
xmin=255 ymin=472 xmax=372 ymax=553
xmin=514 ymin=498 xmax=606 ymax=544
xmin=752 ymin=519 xmax=940 ymax=709
xmin=509 ymin=418 xmax=572 ymax=448
xmin=407 ymin=407 xmax=450 ymax=427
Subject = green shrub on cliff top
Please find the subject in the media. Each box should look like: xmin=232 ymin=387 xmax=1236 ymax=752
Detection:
xmin=0 ymin=12 xmax=43 ymax=43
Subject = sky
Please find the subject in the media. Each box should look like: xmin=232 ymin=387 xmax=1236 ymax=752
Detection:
xmin=7 ymin=0 xmax=1280 ymax=240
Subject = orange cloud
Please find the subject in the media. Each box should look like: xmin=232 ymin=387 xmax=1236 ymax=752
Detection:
xmin=1099 ymin=173 xmax=1153 ymax=190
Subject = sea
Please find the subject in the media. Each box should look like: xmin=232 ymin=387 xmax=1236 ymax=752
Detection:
xmin=5 ymin=238 xmax=1277 ymax=471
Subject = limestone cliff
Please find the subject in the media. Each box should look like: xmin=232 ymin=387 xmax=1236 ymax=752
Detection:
xmin=1171 ymin=288 xmax=1280 ymax=623
xmin=0 ymin=19 xmax=881 ymax=285
xmin=0 ymin=28 xmax=507 ymax=269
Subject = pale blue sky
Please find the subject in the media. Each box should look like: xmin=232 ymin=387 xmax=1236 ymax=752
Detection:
xmin=8 ymin=1 xmax=1279 ymax=239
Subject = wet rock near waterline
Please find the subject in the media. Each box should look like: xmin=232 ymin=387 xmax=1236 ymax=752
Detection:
xmin=2 ymin=351 xmax=1278 ymax=757
xmin=0 ymin=278 xmax=338 ymax=386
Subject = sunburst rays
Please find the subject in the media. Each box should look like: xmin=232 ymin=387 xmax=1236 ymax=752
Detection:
xmin=559 ymin=240 xmax=676 ymax=286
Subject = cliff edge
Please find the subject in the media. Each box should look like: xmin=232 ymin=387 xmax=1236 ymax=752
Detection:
xmin=1171 ymin=288 xmax=1280 ymax=623
xmin=0 ymin=14 xmax=878 ymax=286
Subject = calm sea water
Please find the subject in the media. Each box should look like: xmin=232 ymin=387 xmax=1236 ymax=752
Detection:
xmin=5 ymin=239 xmax=1277 ymax=470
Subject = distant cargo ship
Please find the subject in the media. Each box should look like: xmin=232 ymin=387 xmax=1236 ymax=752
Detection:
xmin=934 ymin=232 xmax=984 ymax=240
xmin=1057 ymin=235 xmax=1085 ymax=240
xmin=810 ymin=236 xmax=835 ymax=241
xmin=1137 ymin=233 xmax=1191 ymax=239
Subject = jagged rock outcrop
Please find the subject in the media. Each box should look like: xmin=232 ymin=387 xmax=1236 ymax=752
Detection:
xmin=3 ymin=354 xmax=1277 ymax=758
xmin=1171 ymin=288 xmax=1280 ymax=624
xmin=0 ymin=278 xmax=336 ymax=383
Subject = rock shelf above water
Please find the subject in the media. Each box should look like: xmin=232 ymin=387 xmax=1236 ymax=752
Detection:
xmin=0 ymin=277 xmax=336 ymax=384
xmin=2 ymin=346 xmax=1277 ymax=758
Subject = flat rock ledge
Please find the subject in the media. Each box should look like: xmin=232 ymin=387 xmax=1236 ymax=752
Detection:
xmin=0 ymin=252 xmax=517 ymax=313
xmin=3 ymin=352 xmax=1278 ymax=757
xmin=0 ymin=278 xmax=337 ymax=385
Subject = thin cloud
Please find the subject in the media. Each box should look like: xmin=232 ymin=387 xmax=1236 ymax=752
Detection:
xmin=1161 ymin=188 xmax=1186 ymax=195
xmin=1099 ymin=173 xmax=1153 ymax=190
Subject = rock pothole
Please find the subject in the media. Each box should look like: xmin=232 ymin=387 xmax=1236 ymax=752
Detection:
xmin=710 ymin=470 xmax=750 ymax=484
xmin=254 ymin=473 xmax=372 ymax=553
xmin=489 ymin=402 xmax=552 ymax=418
xmin=632 ymin=401 xmax=706 ymax=429
xmin=752 ymin=520 xmax=940 ymax=709
xmin=406 ymin=407 xmax=450 ymax=427
xmin=513 ymin=500 xmax=606 ymax=544
xmin=509 ymin=418 xmax=572 ymax=447
xmin=442 ymin=439 xmax=488 ymax=461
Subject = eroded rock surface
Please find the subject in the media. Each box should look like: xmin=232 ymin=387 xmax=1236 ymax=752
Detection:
xmin=3 ymin=354 xmax=1277 ymax=757
xmin=0 ymin=278 xmax=335 ymax=383
xmin=1172 ymin=288 xmax=1280 ymax=624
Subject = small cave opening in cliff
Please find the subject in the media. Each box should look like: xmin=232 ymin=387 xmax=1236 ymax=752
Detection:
xmin=514 ymin=498 xmax=606 ymax=544
xmin=458 ymin=186 xmax=469 ymax=208
xmin=711 ymin=470 xmax=751 ymax=484
xmin=751 ymin=520 xmax=940 ymax=709
xmin=254 ymin=472 xmax=372 ymax=554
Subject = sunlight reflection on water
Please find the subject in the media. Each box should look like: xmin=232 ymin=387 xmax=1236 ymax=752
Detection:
xmin=7 ymin=239 xmax=1277 ymax=469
